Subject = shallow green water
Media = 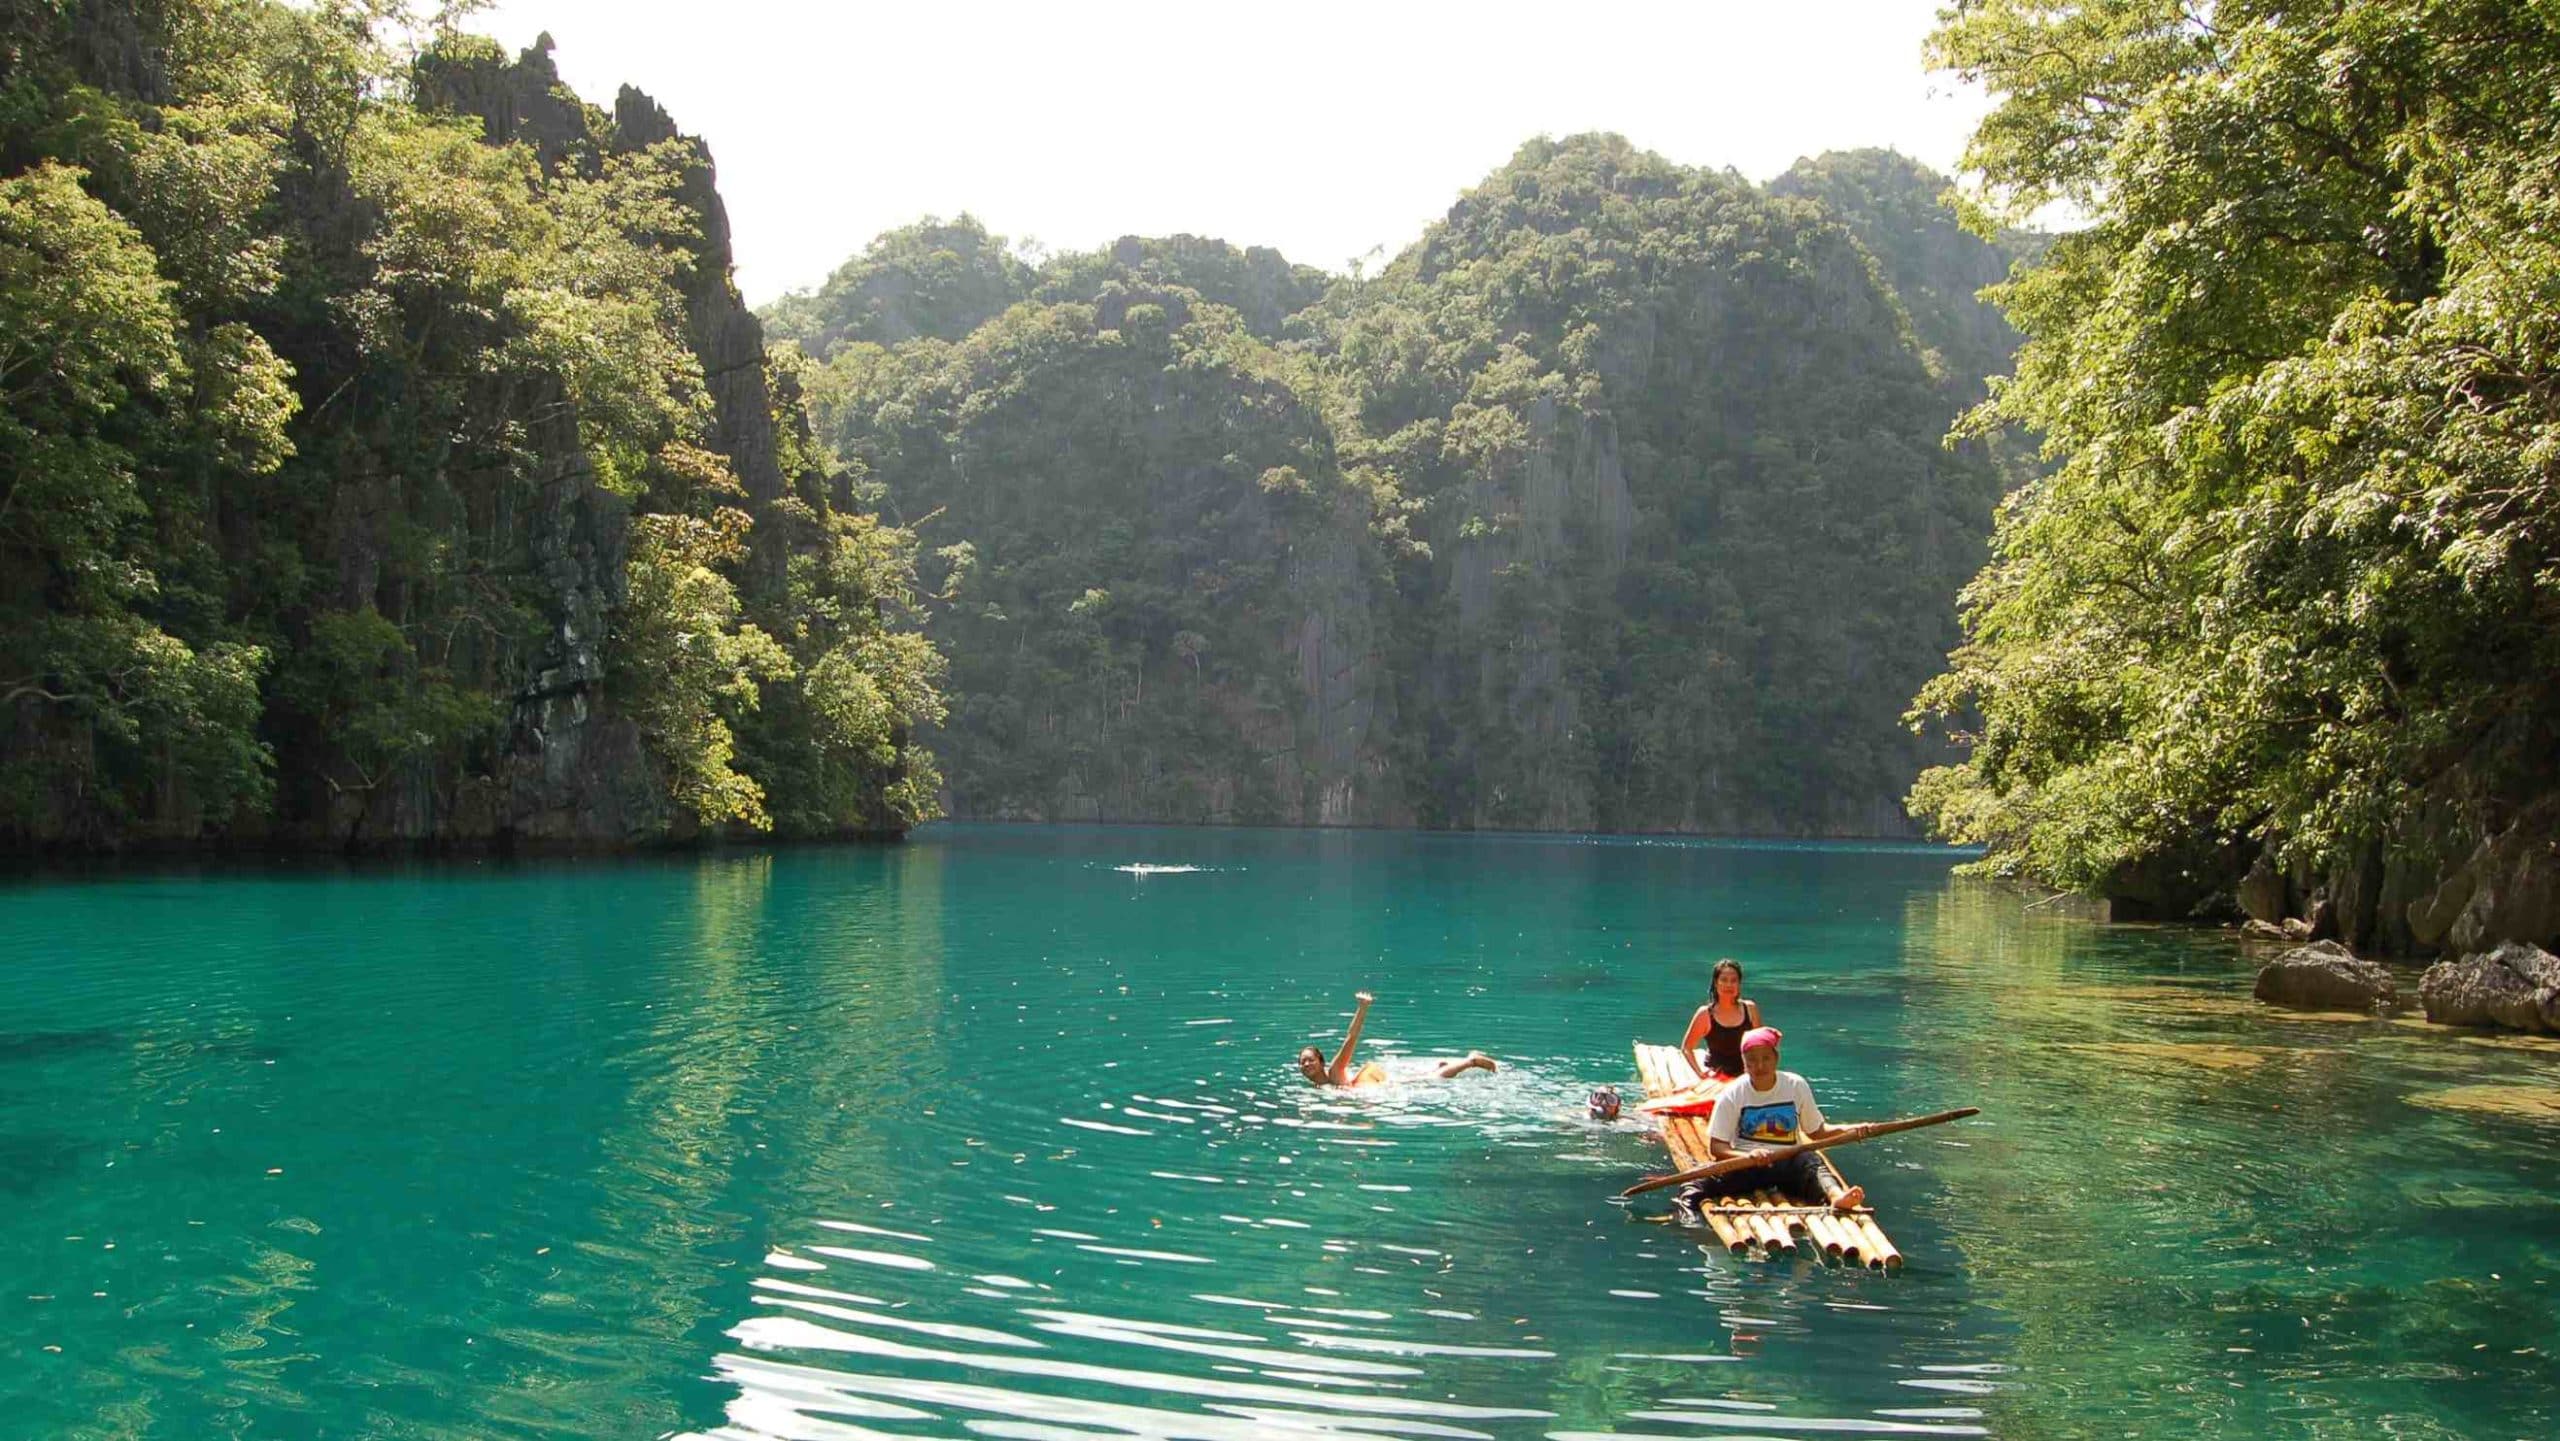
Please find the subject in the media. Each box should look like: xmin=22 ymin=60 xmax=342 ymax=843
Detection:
xmin=4 ymin=825 xmax=2557 ymax=1440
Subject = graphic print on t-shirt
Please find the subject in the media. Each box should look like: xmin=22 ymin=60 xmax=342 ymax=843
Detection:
xmin=1738 ymin=1100 xmax=1800 ymax=1144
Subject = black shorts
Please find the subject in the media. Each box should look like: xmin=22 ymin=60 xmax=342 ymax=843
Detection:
xmin=1675 ymin=1153 xmax=1826 ymax=1207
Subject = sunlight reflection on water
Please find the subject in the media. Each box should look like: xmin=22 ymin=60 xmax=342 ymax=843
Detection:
xmin=5 ymin=828 xmax=2558 ymax=1439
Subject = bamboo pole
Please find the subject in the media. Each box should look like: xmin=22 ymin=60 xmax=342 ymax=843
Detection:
xmin=1828 ymin=1213 xmax=1867 ymax=1263
xmin=1723 ymin=1200 xmax=1778 ymax=1251
xmin=1797 ymin=1209 xmax=1834 ymax=1253
xmin=1748 ymin=1200 xmax=1797 ymax=1253
xmin=1668 ymin=1118 xmax=1714 ymax=1172
xmin=1620 ymin=1108 xmax=1980 ymax=1198
xmin=1805 ymin=1212 xmax=1851 ymax=1258
xmin=1763 ymin=1191 xmax=1813 ymax=1238
xmin=1832 ymin=1215 xmax=1866 ymax=1262
xmin=1872 ymin=1233 xmax=1904 ymax=1271
xmin=1701 ymin=1211 xmax=1748 ymax=1253
xmin=1661 ymin=1203 xmax=1873 ymax=1217
xmin=1853 ymin=1216 xmax=1901 ymax=1269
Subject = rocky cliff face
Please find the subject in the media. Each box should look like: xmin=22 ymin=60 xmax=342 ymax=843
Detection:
xmin=1769 ymin=149 xmax=2032 ymax=405
xmin=2231 ymin=798 xmax=2560 ymax=958
xmin=2 ymin=13 xmax=919 ymax=854
xmin=807 ymin=136 xmax=2004 ymax=835
xmin=302 ymin=38 xmax=797 ymax=849
xmin=827 ymin=275 xmax=1392 ymax=826
xmin=1352 ymin=137 xmax=1999 ymax=835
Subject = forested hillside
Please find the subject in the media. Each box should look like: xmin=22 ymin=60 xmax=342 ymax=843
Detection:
xmin=787 ymin=137 xmax=2017 ymax=831
xmin=1909 ymin=0 xmax=2560 ymax=953
xmin=1769 ymin=147 xmax=2033 ymax=409
xmin=0 ymin=3 xmax=942 ymax=851
xmin=764 ymin=221 xmax=1326 ymax=354
xmin=4 ymin=0 xmax=2036 ymax=850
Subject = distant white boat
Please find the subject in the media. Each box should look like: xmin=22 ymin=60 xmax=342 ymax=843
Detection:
xmin=1113 ymin=863 xmax=1204 ymax=875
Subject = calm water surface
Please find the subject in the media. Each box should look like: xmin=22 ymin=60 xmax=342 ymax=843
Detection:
xmin=4 ymin=825 xmax=2557 ymax=1440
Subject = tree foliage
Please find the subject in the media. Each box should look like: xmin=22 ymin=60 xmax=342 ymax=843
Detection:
xmin=1 ymin=7 xmax=296 ymax=838
xmin=799 ymin=136 xmax=2014 ymax=831
xmin=1768 ymin=147 xmax=2036 ymax=406
xmin=1 ymin=3 xmax=942 ymax=847
xmin=1334 ymin=135 xmax=2005 ymax=831
xmin=806 ymin=276 xmax=1368 ymax=821
xmin=1910 ymin=0 xmax=2560 ymax=907
xmin=762 ymin=213 xmax=1032 ymax=356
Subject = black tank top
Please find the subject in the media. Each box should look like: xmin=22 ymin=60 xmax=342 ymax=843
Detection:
xmin=1701 ymin=1002 xmax=1756 ymax=1077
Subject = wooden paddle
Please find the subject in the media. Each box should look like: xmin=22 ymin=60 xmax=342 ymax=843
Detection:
xmin=1619 ymin=1106 xmax=1979 ymax=1198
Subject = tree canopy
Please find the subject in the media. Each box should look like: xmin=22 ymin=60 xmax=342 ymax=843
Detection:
xmin=798 ymin=136 xmax=2016 ymax=832
xmin=1908 ymin=0 xmax=2560 ymax=939
xmin=1 ymin=3 xmax=942 ymax=848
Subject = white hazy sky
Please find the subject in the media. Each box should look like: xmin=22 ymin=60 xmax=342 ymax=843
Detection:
xmin=470 ymin=1 xmax=1989 ymax=306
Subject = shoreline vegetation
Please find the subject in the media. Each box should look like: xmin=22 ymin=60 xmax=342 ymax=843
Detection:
xmin=8 ymin=4 xmax=2022 ymax=858
xmin=775 ymin=144 xmax=2019 ymax=838
xmin=1904 ymin=1 xmax=2560 ymax=977
xmin=8 ymin=3 xmax=2558 ymax=1022
xmin=3 ymin=5 xmax=946 ymax=857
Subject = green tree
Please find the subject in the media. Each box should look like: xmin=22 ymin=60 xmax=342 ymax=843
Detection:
xmin=0 ymin=145 xmax=289 ymax=833
xmin=2 ymin=4 xmax=943 ymax=849
xmin=614 ymin=507 xmax=792 ymax=828
xmin=793 ymin=136 xmax=2007 ymax=834
xmin=1327 ymin=134 xmax=2002 ymax=832
xmin=1768 ymin=147 xmax=2036 ymax=406
xmin=762 ymin=213 xmax=1032 ymax=356
xmin=1909 ymin=0 xmax=2560 ymax=940
xmin=809 ymin=280 xmax=1366 ymax=822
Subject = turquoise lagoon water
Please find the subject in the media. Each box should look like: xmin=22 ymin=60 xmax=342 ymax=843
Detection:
xmin=3 ymin=824 xmax=2556 ymax=1439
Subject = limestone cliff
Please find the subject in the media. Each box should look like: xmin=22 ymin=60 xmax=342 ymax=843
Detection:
xmin=0 ymin=12 xmax=934 ymax=853
xmin=804 ymin=136 xmax=2003 ymax=835
xmin=828 ymin=276 xmax=1392 ymax=825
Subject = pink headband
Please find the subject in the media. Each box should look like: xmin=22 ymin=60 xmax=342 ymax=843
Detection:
xmin=1739 ymin=1026 xmax=1782 ymax=1053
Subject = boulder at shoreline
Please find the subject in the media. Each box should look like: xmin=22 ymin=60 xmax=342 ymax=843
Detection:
xmin=2419 ymin=942 xmax=2560 ymax=1034
xmin=2254 ymin=940 xmax=2399 ymax=1012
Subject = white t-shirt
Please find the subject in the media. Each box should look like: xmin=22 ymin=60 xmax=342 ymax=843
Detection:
xmin=1706 ymin=1070 xmax=1825 ymax=1153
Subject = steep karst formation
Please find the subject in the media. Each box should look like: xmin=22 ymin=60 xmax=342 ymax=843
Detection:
xmin=790 ymin=138 xmax=2016 ymax=831
xmin=1768 ymin=148 xmax=2035 ymax=408
xmin=0 ymin=11 xmax=941 ymax=851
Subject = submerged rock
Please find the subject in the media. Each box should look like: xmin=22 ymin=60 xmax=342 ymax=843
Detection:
xmin=2066 ymin=1040 xmax=2275 ymax=1071
xmin=2253 ymin=940 xmax=2398 ymax=1012
xmin=2409 ymin=1084 xmax=2560 ymax=1125
xmin=2418 ymin=942 xmax=2560 ymax=1034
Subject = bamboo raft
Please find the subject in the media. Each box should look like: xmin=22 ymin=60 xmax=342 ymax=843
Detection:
xmin=1630 ymin=1042 xmax=1902 ymax=1269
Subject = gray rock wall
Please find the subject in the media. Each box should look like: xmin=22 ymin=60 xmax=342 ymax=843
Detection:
xmin=2419 ymin=942 xmax=2560 ymax=1033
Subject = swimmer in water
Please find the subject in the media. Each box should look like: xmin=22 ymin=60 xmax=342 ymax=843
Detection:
xmin=1296 ymin=991 xmax=1497 ymax=1088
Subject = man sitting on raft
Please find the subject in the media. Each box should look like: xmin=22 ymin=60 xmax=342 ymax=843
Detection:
xmin=1297 ymin=991 xmax=1497 ymax=1088
xmin=1680 ymin=1027 xmax=1866 ymax=1213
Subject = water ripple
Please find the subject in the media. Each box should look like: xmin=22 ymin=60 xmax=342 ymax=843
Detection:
xmin=12 ymin=831 xmax=2558 ymax=1439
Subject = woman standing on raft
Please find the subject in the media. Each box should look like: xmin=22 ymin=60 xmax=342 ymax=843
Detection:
xmin=1680 ymin=958 xmax=1763 ymax=1081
